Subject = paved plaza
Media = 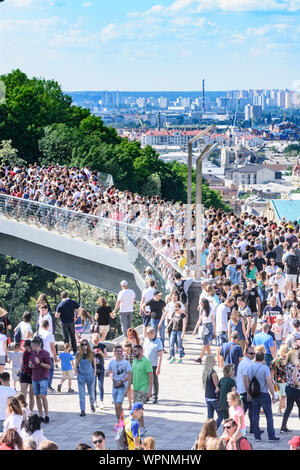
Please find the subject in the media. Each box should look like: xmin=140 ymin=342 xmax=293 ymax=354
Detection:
xmin=8 ymin=333 xmax=299 ymax=450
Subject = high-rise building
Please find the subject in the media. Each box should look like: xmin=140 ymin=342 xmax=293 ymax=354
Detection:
xmin=277 ymin=90 xmax=285 ymax=108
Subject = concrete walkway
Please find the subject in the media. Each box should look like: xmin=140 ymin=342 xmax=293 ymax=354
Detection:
xmin=11 ymin=334 xmax=299 ymax=450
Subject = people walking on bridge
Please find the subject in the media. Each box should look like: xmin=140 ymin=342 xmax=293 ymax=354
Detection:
xmin=167 ymin=302 xmax=187 ymax=364
xmin=112 ymin=281 xmax=135 ymax=338
xmin=55 ymin=291 xmax=79 ymax=354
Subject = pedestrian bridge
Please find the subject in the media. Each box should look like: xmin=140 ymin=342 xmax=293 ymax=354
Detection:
xmin=0 ymin=194 xmax=201 ymax=326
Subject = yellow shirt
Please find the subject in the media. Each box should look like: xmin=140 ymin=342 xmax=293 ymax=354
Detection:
xmin=178 ymin=256 xmax=187 ymax=270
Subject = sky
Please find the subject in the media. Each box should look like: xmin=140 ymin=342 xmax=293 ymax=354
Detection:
xmin=0 ymin=0 xmax=300 ymax=91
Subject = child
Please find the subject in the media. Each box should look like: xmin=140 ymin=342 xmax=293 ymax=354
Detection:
xmin=227 ymin=391 xmax=246 ymax=440
xmin=15 ymin=393 xmax=31 ymax=422
xmin=7 ymin=344 xmax=23 ymax=390
xmin=216 ymin=364 xmax=236 ymax=420
xmin=142 ymin=436 xmax=155 ymax=450
xmin=57 ymin=343 xmax=74 ymax=393
xmin=271 ymin=315 xmax=284 ymax=350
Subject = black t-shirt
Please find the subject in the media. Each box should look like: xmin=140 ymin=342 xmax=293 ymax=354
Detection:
xmin=244 ymin=288 xmax=259 ymax=313
xmin=92 ymin=342 xmax=107 ymax=372
xmin=210 ymin=267 xmax=225 ymax=278
xmin=285 ymin=254 xmax=299 ymax=275
xmin=56 ymin=299 xmax=79 ymax=323
xmin=254 ymin=257 xmax=265 ymax=272
xmin=96 ymin=306 xmax=112 ymax=326
xmin=146 ymin=299 xmax=166 ymax=320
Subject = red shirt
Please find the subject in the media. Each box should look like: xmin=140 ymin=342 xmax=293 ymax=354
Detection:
xmin=29 ymin=349 xmax=51 ymax=381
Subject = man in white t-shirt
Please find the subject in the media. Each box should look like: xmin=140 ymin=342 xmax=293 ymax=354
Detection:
xmin=0 ymin=372 xmax=16 ymax=432
xmin=112 ymin=281 xmax=136 ymax=337
xmin=39 ymin=320 xmax=57 ymax=392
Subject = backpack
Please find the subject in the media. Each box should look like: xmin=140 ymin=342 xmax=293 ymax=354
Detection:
xmin=14 ymin=326 xmax=22 ymax=345
xmin=236 ymin=437 xmax=253 ymax=450
xmin=248 ymin=364 xmax=263 ymax=398
xmin=175 ymin=281 xmax=187 ymax=304
xmin=115 ymin=417 xmax=135 ymax=450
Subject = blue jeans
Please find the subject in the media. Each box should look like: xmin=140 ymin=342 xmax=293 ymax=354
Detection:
xmin=241 ymin=392 xmax=254 ymax=433
xmin=77 ymin=358 xmax=95 ymax=412
xmin=48 ymin=358 xmax=54 ymax=389
xmin=264 ymin=354 xmax=273 ymax=368
xmin=78 ymin=377 xmax=95 ymax=411
xmin=159 ymin=322 xmax=166 ymax=348
xmin=95 ymin=370 xmax=105 ymax=402
xmin=150 ymin=319 xmax=160 ymax=336
xmin=170 ymin=331 xmax=184 ymax=358
xmin=252 ymin=392 xmax=276 ymax=439
xmin=206 ymin=399 xmax=223 ymax=430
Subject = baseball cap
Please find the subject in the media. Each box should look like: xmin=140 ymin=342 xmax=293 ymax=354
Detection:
xmin=120 ymin=280 xmax=128 ymax=286
xmin=130 ymin=402 xmax=144 ymax=414
xmin=288 ymin=436 xmax=300 ymax=449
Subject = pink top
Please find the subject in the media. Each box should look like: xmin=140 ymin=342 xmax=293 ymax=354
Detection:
xmin=229 ymin=405 xmax=245 ymax=430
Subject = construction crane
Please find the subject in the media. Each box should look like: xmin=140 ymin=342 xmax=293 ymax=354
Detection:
xmin=136 ymin=112 xmax=145 ymax=128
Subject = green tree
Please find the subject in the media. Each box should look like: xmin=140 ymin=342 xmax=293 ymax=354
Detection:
xmin=0 ymin=140 xmax=26 ymax=167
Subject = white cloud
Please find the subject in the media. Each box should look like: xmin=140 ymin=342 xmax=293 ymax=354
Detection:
xmin=0 ymin=17 xmax=64 ymax=33
xmin=100 ymin=23 xmax=120 ymax=42
xmin=9 ymin=0 xmax=54 ymax=7
xmin=83 ymin=1 xmax=93 ymax=7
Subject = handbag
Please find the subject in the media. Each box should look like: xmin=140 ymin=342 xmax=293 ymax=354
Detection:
xmin=198 ymin=324 xmax=209 ymax=339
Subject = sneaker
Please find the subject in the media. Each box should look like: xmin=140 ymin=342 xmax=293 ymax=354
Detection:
xmin=91 ymin=405 xmax=96 ymax=413
xmin=99 ymin=402 xmax=105 ymax=409
xmin=169 ymin=358 xmax=176 ymax=364
xmin=48 ymin=387 xmax=55 ymax=392
xmin=80 ymin=411 xmax=86 ymax=417
xmin=68 ymin=388 xmax=75 ymax=393
xmin=163 ymin=349 xmax=168 ymax=354
xmin=57 ymin=384 xmax=62 ymax=393
xmin=280 ymin=428 xmax=291 ymax=434
xmin=44 ymin=416 xmax=49 ymax=424
xmin=268 ymin=437 xmax=280 ymax=442
xmin=151 ymin=398 xmax=158 ymax=404
xmin=39 ymin=417 xmax=45 ymax=423
xmin=194 ymin=358 xmax=202 ymax=364
xmin=177 ymin=359 xmax=183 ymax=364
xmin=255 ymin=438 xmax=262 ymax=442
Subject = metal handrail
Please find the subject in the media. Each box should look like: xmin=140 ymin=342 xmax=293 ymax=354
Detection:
xmin=0 ymin=193 xmax=184 ymax=281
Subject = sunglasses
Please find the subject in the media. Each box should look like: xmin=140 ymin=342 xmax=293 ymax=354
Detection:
xmin=223 ymin=425 xmax=234 ymax=430
xmin=93 ymin=439 xmax=103 ymax=445
xmin=81 ymin=343 xmax=88 ymax=347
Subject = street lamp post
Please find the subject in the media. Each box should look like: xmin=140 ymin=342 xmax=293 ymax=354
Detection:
xmin=195 ymin=142 xmax=218 ymax=280
xmin=186 ymin=124 xmax=215 ymax=276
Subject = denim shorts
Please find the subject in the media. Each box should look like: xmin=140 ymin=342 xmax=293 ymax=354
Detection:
xmin=203 ymin=323 xmax=213 ymax=346
xmin=216 ymin=332 xmax=228 ymax=347
xmin=112 ymin=385 xmax=126 ymax=404
xmin=32 ymin=378 xmax=48 ymax=396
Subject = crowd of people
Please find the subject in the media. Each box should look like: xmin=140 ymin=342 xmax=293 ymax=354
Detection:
xmin=0 ymin=163 xmax=300 ymax=450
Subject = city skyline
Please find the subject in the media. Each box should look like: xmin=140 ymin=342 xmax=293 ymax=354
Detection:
xmin=0 ymin=1 xmax=300 ymax=91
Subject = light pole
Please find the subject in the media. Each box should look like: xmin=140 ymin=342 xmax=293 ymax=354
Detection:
xmin=186 ymin=124 xmax=215 ymax=276
xmin=195 ymin=142 xmax=218 ymax=280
